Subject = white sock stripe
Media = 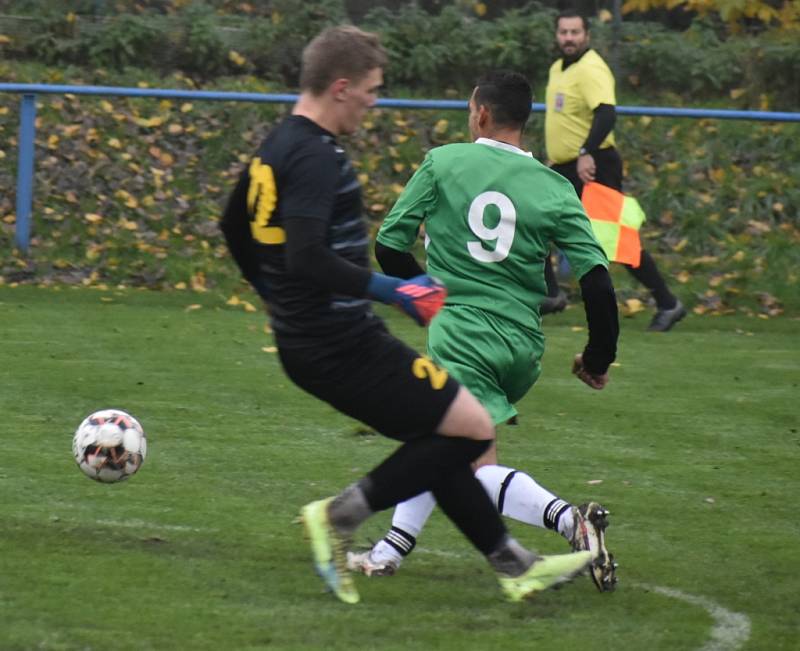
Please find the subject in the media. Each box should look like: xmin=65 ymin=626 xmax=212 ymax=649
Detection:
xmin=543 ymin=499 xmax=570 ymax=530
xmin=384 ymin=527 xmax=416 ymax=556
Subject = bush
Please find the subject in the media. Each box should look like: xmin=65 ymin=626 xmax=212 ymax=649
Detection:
xmin=174 ymin=3 xmax=229 ymax=80
xmin=85 ymin=14 xmax=169 ymax=70
xmin=240 ymin=0 xmax=348 ymax=88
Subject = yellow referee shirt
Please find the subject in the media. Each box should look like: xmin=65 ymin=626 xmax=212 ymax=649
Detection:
xmin=545 ymin=49 xmax=616 ymax=165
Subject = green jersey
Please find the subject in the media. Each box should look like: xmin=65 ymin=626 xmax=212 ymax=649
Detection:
xmin=377 ymin=138 xmax=608 ymax=330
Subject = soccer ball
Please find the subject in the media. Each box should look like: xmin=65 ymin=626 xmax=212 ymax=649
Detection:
xmin=72 ymin=408 xmax=147 ymax=483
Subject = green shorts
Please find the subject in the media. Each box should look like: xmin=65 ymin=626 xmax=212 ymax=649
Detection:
xmin=428 ymin=305 xmax=544 ymax=425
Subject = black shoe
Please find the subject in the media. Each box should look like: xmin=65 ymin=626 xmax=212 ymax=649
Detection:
xmin=540 ymin=291 xmax=568 ymax=315
xmin=647 ymin=300 xmax=686 ymax=332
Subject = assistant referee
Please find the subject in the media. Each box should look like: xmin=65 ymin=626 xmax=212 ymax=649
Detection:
xmin=543 ymin=10 xmax=686 ymax=332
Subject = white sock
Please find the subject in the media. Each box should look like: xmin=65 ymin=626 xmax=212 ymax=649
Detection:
xmin=370 ymin=491 xmax=437 ymax=565
xmin=475 ymin=464 xmax=575 ymax=539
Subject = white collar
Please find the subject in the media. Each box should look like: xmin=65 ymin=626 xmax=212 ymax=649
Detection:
xmin=475 ymin=137 xmax=533 ymax=158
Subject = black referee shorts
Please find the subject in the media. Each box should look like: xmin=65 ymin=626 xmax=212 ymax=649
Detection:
xmin=277 ymin=321 xmax=460 ymax=441
xmin=551 ymin=146 xmax=623 ymax=196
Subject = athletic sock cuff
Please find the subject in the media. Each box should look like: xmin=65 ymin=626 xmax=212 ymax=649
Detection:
xmin=383 ymin=526 xmax=417 ymax=557
xmin=543 ymin=498 xmax=571 ymax=531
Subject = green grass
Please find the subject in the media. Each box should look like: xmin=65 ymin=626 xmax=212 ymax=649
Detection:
xmin=1 ymin=286 xmax=798 ymax=650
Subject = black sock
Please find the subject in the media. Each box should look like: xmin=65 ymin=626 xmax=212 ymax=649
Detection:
xmin=624 ymin=249 xmax=676 ymax=310
xmin=431 ymin=462 xmax=508 ymax=556
xmin=360 ymin=435 xmax=506 ymax=554
xmin=362 ymin=435 xmax=490 ymax=512
xmin=544 ymin=252 xmax=561 ymax=297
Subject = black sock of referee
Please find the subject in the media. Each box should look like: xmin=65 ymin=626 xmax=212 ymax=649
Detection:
xmin=544 ymin=252 xmax=561 ymax=297
xmin=624 ymin=249 xmax=677 ymax=310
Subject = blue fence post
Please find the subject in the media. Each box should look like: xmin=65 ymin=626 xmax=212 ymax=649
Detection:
xmin=15 ymin=93 xmax=37 ymax=253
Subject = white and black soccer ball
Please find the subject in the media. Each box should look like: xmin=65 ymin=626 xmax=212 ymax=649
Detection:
xmin=72 ymin=409 xmax=147 ymax=483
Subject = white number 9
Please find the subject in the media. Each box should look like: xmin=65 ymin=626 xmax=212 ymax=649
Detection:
xmin=466 ymin=191 xmax=517 ymax=263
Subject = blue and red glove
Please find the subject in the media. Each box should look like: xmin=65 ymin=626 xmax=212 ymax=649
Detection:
xmin=367 ymin=273 xmax=447 ymax=326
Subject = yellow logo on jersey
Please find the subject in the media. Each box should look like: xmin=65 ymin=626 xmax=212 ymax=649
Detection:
xmin=412 ymin=356 xmax=448 ymax=390
xmin=247 ymin=157 xmax=285 ymax=245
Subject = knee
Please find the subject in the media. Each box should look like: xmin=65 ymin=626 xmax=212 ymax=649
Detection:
xmin=473 ymin=406 xmax=495 ymax=441
xmin=437 ymin=386 xmax=496 ymax=442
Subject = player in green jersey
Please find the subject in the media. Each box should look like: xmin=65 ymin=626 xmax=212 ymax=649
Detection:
xmin=347 ymin=70 xmax=620 ymax=592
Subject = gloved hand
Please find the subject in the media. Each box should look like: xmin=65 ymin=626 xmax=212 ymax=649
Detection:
xmin=367 ymin=273 xmax=447 ymax=326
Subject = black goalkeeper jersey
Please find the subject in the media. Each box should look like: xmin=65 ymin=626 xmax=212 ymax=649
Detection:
xmin=221 ymin=115 xmax=376 ymax=345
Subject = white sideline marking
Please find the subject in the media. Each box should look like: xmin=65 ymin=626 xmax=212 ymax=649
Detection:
xmin=94 ymin=518 xmax=215 ymax=533
xmin=414 ymin=549 xmax=751 ymax=650
xmin=631 ymin=582 xmax=751 ymax=651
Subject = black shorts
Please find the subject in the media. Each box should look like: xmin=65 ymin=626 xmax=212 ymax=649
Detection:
xmin=551 ymin=146 xmax=623 ymax=196
xmin=277 ymin=321 xmax=460 ymax=441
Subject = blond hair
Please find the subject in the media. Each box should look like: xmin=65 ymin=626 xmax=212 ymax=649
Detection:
xmin=300 ymin=25 xmax=387 ymax=95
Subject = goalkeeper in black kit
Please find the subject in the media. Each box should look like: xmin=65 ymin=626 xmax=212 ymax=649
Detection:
xmin=220 ymin=25 xmax=591 ymax=604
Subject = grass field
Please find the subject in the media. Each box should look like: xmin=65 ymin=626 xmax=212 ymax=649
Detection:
xmin=1 ymin=285 xmax=798 ymax=650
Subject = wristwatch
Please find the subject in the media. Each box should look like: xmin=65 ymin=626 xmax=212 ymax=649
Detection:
xmin=578 ymin=147 xmax=589 ymax=156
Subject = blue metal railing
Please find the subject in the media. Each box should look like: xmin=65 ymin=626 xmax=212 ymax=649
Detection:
xmin=2 ymin=82 xmax=799 ymax=252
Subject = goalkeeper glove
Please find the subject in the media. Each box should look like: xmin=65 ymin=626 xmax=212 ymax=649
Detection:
xmin=367 ymin=273 xmax=447 ymax=326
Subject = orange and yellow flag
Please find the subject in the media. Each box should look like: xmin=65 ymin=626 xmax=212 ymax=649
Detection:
xmin=581 ymin=181 xmax=646 ymax=268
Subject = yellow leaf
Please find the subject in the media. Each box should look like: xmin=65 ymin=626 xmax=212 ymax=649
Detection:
xmin=709 ymin=168 xmax=725 ymax=183
xmin=672 ymin=238 xmax=688 ymax=252
xmin=108 ymin=137 xmax=122 ymax=149
xmin=174 ymin=282 xmax=187 ymax=290
xmin=434 ymin=119 xmax=449 ymax=135
xmin=676 ymin=270 xmax=691 ymax=283
xmin=570 ymin=326 xmax=585 ymax=332
xmin=474 ymin=2 xmax=487 ymax=17
xmin=690 ymin=256 xmax=717 ymax=265
xmin=228 ymin=50 xmax=247 ymax=66
xmin=623 ymin=298 xmax=645 ymax=315
xmin=135 ymin=116 xmax=164 ymax=128
xmin=261 ymin=346 xmax=277 ymax=353
xmin=190 ymin=272 xmax=207 ymax=292
xmin=84 ymin=213 xmax=103 ymax=223
xmin=226 ymin=295 xmax=242 ymax=306
xmin=730 ymin=88 xmax=746 ymax=99
xmin=100 ymin=100 xmax=114 ymax=112
xmin=639 ymin=116 xmax=652 ymax=127
xmin=185 ymin=304 xmax=203 ymax=311
xmin=0 ymin=35 xmax=11 ymax=44
xmin=168 ymin=124 xmax=183 ymax=135
xmin=242 ymin=301 xmax=257 ymax=313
